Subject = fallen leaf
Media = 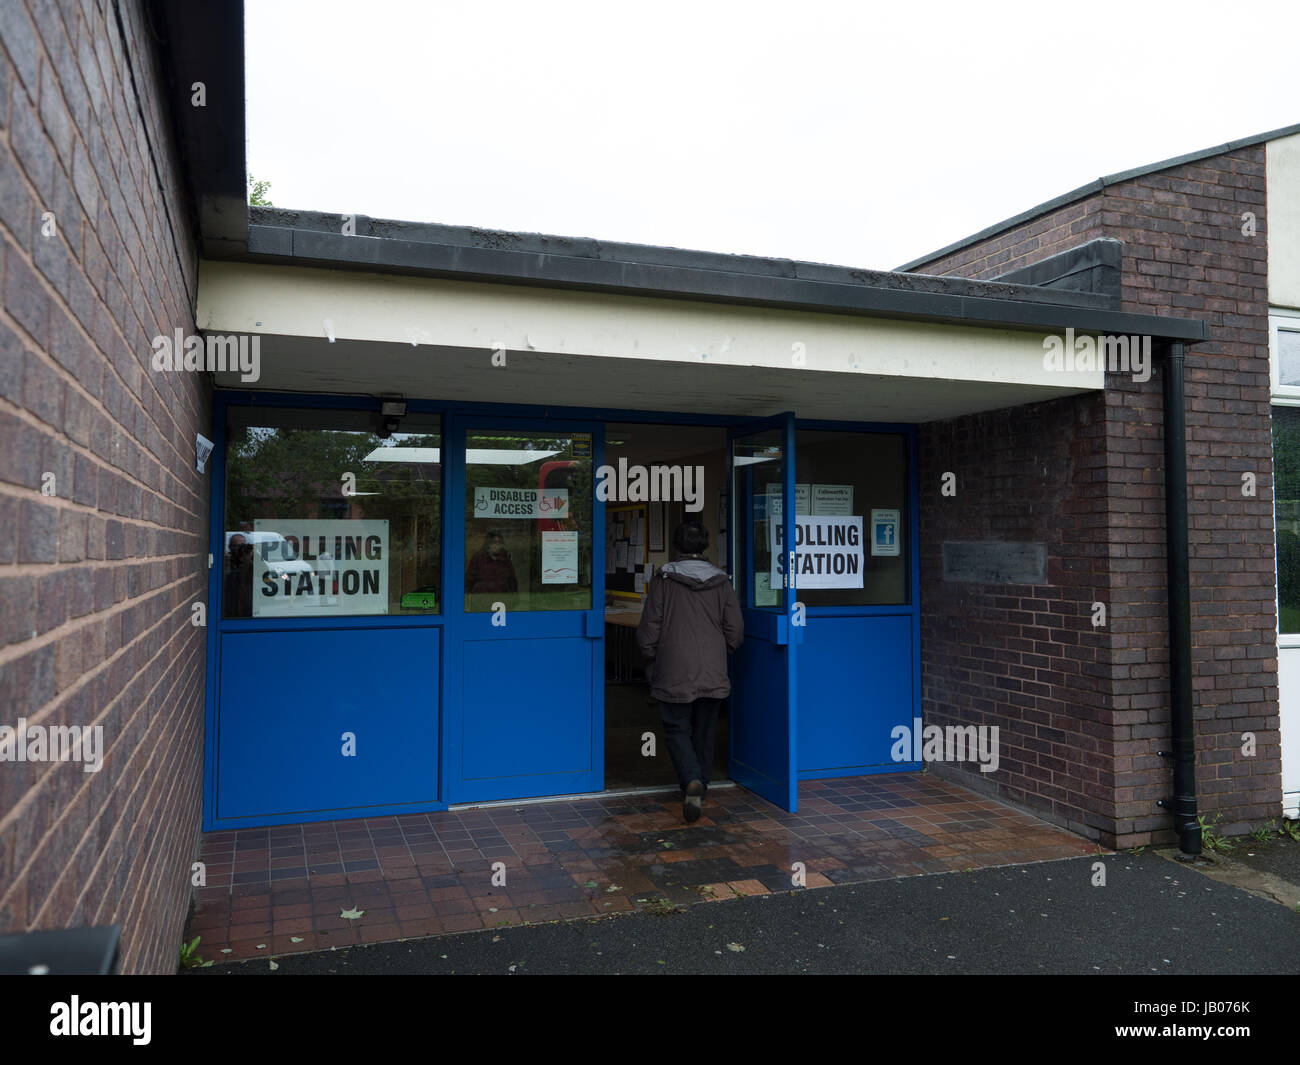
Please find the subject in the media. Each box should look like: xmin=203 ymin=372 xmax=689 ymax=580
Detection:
xmin=269 ymin=959 xmax=278 ymax=970
xmin=289 ymin=936 xmax=304 ymax=943
xmin=340 ymin=907 xmax=365 ymax=920
xmin=726 ymin=942 xmax=745 ymax=953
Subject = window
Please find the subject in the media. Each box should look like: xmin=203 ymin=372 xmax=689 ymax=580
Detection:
xmin=222 ymin=408 xmax=442 ymax=618
xmin=1274 ymin=405 xmax=1300 ymax=635
xmin=1271 ymin=312 xmax=1300 ymax=394
xmin=463 ymin=430 xmax=593 ymax=612
xmin=792 ymin=430 xmax=908 ymax=607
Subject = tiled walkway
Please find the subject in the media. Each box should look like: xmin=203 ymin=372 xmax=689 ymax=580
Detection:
xmin=186 ymin=773 xmax=1099 ymax=961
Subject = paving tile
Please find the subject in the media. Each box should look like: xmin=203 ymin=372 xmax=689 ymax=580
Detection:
xmin=187 ymin=773 xmax=1094 ymax=958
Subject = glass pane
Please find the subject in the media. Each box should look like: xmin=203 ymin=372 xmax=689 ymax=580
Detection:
xmin=223 ymin=412 xmax=442 ymax=618
xmin=732 ymin=429 xmax=785 ymax=609
xmin=1273 ymin=406 xmax=1300 ymax=633
xmin=792 ymin=430 xmax=907 ymax=606
xmin=464 ymin=430 xmax=592 ymax=612
xmin=1279 ymin=328 xmax=1300 ymax=387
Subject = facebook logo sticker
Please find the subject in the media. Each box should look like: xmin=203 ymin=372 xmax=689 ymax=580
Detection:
xmin=871 ymin=509 xmax=900 ymax=557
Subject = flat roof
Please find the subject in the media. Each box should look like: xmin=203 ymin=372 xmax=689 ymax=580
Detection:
xmin=234 ymin=207 xmax=1206 ymax=342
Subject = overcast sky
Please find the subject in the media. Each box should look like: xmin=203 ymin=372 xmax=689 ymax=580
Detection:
xmin=245 ymin=0 xmax=1300 ymax=272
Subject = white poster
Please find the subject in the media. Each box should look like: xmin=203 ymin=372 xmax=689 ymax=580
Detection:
xmin=766 ymin=483 xmax=810 ymax=519
xmin=473 ymin=486 xmax=569 ymax=519
xmin=871 ymin=509 xmax=901 ymax=556
xmin=250 ymin=519 xmax=388 ymax=616
xmin=770 ymin=515 xmax=864 ymax=589
xmin=541 ymin=530 xmax=578 ymax=584
xmin=812 ymin=484 xmax=853 ymax=515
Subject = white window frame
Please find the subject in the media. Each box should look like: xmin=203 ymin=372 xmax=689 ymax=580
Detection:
xmin=1269 ymin=309 xmax=1300 ymax=397
xmin=1270 ymin=309 xmax=1300 ymax=645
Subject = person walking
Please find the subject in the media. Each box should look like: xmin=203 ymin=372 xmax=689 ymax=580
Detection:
xmin=636 ymin=520 xmax=743 ymax=822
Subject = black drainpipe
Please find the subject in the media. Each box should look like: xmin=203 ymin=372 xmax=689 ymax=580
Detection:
xmin=1157 ymin=340 xmax=1201 ymax=855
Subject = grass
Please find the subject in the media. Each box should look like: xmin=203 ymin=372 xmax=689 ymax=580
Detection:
xmin=1197 ymin=814 xmax=1235 ymax=854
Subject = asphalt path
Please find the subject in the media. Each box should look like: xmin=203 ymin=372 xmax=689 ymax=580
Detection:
xmin=192 ymin=851 xmax=1300 ymax=976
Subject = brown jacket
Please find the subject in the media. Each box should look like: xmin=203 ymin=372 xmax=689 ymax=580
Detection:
xmin=636 ymin=555 xmax=743 ymax=703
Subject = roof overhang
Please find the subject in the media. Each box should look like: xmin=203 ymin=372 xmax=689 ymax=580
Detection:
xmin=193 ymin=260 xmax=1150 ymax=424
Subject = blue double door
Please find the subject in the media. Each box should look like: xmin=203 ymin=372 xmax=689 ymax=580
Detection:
xmin=445 ymin=413 xmax=802 ymax=812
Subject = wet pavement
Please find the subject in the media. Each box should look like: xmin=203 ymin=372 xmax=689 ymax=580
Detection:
xmin=185 ymin=772 xmax=1097 ymax=962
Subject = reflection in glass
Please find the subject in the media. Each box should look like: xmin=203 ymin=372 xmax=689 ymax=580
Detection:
xmin=1274 ymin=405 xmax=1300 ymax=634
xmin=464 ymin=431 xmax=592 ymax=612
xmin=793 ymin=430 xmax=907 ymax=607
xmin=731 ymin=429 xmax=785 ymax=610
xmin=223 ymin=415 xmax=442 ymax=618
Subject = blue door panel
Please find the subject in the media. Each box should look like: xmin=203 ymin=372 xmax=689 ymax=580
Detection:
xmin=798 ymin=614 xmax=912 ymax=772
xmin=461 ymin=636 xmax=594 ymax=781
xmin=216 ymin=627 xmax=439 ymax=819
xmin=726 ymin=409 xmax=799 ymax=811
xmin=730 ymin=633 xmax=792 ymax=794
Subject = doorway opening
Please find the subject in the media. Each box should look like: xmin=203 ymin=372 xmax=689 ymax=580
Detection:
xmin=602 ymin=422 xmax=731 ymax=792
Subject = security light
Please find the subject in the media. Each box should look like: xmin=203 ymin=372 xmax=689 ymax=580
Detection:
xmin=378 ymin=396 xmax=406 ymax=437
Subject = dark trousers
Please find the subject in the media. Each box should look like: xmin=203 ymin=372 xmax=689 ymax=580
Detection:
xmin=659 ymin=697 xmax=720 ymax=794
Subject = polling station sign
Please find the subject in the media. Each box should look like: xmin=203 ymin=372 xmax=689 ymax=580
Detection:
xmin=769 ymin=515 xmax=864 ymax=589
xmin=252 ymin=519 xmax=388 ymax=616
xmin=473 ymin=486 xmax=569 ymax=519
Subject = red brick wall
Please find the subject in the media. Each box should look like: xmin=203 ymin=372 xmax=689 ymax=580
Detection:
xmin=0 ymin=0 xmax=209 ymax=972
xmin=919 ymin=395 xmax=1125 ymax=840
xmin=912 ymin=150 xmax=1280 ymax=846
xmin=914 ymin=196 xmax=1106 ymax=283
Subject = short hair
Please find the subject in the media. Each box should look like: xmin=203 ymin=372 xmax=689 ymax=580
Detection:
xmin=673 ymin=521 xmax=709 ymax=555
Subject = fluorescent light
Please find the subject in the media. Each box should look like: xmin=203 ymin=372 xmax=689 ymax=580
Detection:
xmin=362 ymin=447 xmax=563 ymax=466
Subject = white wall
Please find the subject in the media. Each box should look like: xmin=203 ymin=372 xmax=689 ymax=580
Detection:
xmin=1268 ymin=131 xmax=1300 ymax=312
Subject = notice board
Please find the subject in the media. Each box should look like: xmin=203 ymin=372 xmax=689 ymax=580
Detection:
xmin=606 ymin=503 xmax=648 ymax=599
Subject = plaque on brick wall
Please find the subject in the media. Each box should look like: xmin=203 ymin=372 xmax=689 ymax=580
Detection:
xmin=942 ymin=541 xmax=1046 ymax=584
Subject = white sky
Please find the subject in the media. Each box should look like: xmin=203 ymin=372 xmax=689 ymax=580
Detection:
xmin=245 ymin=0 xmax=1300 ymax=272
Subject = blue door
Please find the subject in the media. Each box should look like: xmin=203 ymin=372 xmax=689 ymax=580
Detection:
xmin=444 ymin=417 xmax=605 ymax=803
xmin=727 ymin=413 xmax=799 ymax=812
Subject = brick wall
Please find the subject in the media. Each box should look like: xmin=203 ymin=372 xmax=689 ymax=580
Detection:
xmin=0 ymin=0 xmax=209 ymax=972
xmin=919 ymin=394 xmax=1126 ymax=841
xmin=912 ymin=150 xmax=1281 ymax=846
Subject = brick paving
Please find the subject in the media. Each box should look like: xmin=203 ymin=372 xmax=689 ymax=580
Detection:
xmin=186 ymin=773 xmax=1099 ymax=961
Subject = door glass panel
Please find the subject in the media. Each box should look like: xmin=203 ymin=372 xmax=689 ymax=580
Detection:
xmin=464 ymin=430 xmax=593 ymax=612
xmin=732 ymin=429 xmax=785 ymax=610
